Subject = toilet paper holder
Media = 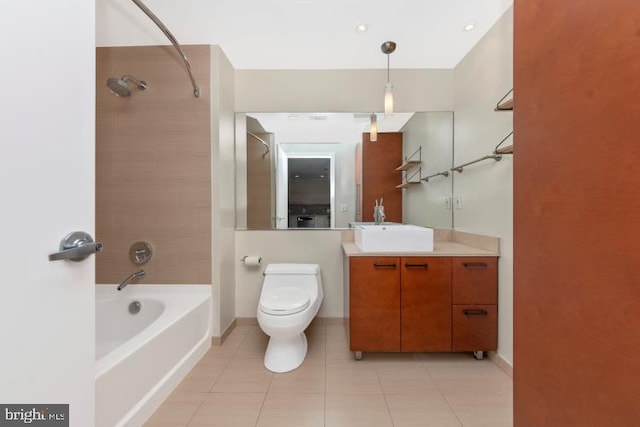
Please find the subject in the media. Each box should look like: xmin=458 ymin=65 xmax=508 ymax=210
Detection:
xmin=241 ymin=255 xmax=262 ymax=267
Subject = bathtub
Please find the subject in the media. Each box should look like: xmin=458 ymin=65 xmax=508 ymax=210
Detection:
xmin=95 ymin=285 xmax=212 ymax=427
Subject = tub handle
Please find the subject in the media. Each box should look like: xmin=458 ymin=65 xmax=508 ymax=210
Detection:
xmin=49 ymin=231 xmax=103 ymax=262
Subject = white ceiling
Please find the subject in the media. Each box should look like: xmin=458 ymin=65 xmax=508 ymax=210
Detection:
xmin=247 ymin=112 xmax=414 ymax=143
xmin=96 ymin=0 xmax=513 ymax=69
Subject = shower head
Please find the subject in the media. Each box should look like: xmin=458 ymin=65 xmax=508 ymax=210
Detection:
xmin=106 ymin=75 xmax=148 ymax=97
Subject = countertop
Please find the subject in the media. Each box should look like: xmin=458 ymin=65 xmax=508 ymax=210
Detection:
xmin=341 ymin=229 xmax=500 ymax=257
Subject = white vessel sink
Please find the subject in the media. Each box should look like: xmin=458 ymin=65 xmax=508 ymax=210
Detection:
xmin=354 ymin=224 xmax=434 ymax=252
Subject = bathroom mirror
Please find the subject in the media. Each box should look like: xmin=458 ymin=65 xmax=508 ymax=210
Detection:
xmin=235 ymin=112 xmax=454 ymax=230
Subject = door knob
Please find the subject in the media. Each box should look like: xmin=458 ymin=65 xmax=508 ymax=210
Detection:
xmin=49 ymin=231 xmax=103 ymax=262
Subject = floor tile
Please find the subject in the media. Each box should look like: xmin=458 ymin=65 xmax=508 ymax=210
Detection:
xmin=145 ymin=326 xmax=513 ymax=427
xmin=385 ymin=394 xmax=462 ymax=427
xmin=175 ymin=377 xmax=217 ymax=393
xmin=326 ymin=371 xmax=383 ymax=393
xmin=234 ymin=331 xmax=270 ymax=359
xmin=197 ymin=392 xmax=265 ymax=417
xmin=325 ymin=392 xmax=389 ymax=415
xmin=256 ymin=415 xmax=324 ymax=427
xmin=144 ymin=402 xmax=200 ymax=425
xmin=187 ymin=414 xmax=258 ymax=427
xmin=260 ymin=392 xmax=324 ymax=417
xmin=268 ymin=359 xmax=325 ymax=393
xmin=448 ymin=401 xmax=513 ymax=427
xmin=324 ymin=413 xmax=394 ymax=427
xmin=211 ymin=358 xmax=273 ymax=392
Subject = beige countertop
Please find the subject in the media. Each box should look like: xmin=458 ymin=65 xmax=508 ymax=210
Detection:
xmin=341 ymin=229 xmax=500 ymax=257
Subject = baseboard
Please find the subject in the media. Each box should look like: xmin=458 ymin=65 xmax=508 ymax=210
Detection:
xmin=211 ymin=318 xmax=237 ymax=346
xmin=233 ymin=317 xmax=344 ymax=327
xmin=236 ymin=317 xmax=258 ymax=326
xmin=488 ymin=351 xmax=513 ymax=378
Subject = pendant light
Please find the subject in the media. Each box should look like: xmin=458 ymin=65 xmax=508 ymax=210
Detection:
xmin=381 ymin=41 xmax=396 ymax=117
xmin=370 ymin=113 xmax=378 ymax=142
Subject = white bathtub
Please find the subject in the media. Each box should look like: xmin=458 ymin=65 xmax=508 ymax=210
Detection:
xmin=95 ymin=285 xmax=212 ymax=427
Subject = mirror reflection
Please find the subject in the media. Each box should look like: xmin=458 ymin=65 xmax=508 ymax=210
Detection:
xmin=235 ymin=112 xmax=453 ymax=230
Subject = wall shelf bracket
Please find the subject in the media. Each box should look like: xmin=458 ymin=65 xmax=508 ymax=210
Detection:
xmin=495 ymin=88 xmax=514 ymax=111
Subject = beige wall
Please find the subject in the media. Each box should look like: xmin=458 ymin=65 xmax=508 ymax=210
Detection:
xmin=96 ymin=45 xmax=211 ymax=284
xmin=401 ymin=112 xmax=454 ymax=229
xmin=210 ymin=46 xmax=237 ymax=336
xmin=246 ymin=132 xmax=274 ymax=229
xmin=453 ymin=7 xmax=514 ymax=365
xmin=235 ymin=230 xmax=345 ymax=319
xmin=235 ymin=69 xmax=454 ymax=112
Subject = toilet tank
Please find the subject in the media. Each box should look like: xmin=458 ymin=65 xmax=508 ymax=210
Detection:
xmin=264 ymin=264 xmax=320 ymax=276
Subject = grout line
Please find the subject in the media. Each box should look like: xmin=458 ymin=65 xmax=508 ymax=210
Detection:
xmin=373 ymin=354 xmax=396 ymax=426
xmin=185 ymin=400 xmax=204 ymax=427
xmin=422 ymin=362 xmax=464 ymax=427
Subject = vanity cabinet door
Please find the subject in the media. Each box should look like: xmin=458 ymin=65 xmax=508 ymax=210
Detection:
xmin=452 ymin=305 xmax=498 ymax=351
xmin=349 ymin=257 xmax=401 ymax=352
xmin=452 ymin=257 xmax=498 ymax=304
xmin=401 ymin=257 xmax=452 ymax=351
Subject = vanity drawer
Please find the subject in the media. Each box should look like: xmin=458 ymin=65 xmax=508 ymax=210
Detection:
xmin=452 ymin=257 xmax=497 ymax=304
xmin=452 ymin=304 xmax=497 ymax=351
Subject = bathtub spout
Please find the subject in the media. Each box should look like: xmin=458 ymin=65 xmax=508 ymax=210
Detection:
xmin=118 ymin=269 xmax=146 ymax=291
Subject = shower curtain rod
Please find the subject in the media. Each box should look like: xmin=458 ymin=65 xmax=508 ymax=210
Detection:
xmin=247 ymin=132 xmax=271 ymax=159
xmin=131 ymin=0 xmax=201 ymax=97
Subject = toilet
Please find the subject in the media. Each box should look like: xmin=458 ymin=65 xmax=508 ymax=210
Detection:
xmin=257 ymin=263 xmax=323 ymax=373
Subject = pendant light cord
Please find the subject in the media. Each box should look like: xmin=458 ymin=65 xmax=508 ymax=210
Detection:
xmin=387 ymin=54 xmax=390 ymax=83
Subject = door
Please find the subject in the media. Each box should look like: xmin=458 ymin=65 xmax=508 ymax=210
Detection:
xmin=0 ymin=2 xmax=96 ymax=426
xmin=361 ymin=132 xmax=403 ymax=222
xmin=514 ymin=0 xmax=640 ymax=425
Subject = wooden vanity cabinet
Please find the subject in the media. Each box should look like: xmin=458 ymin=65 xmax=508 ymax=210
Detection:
xmin=349 ymin=255 xmax=498 ymax=356
xmin=451 ymin=257 xmax=498 ymax=351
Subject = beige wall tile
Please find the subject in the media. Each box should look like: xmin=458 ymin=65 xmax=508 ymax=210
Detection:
xmin=96 ymin=45 xmax=211 ymax=284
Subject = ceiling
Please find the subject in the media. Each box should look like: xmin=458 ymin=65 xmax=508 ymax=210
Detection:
xmin=96 ymin=0 xmax=513 ymax=69
xmin=247 ymin=112 xmax=414 ymax=143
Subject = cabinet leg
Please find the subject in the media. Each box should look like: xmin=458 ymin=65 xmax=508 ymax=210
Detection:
xmin=354 ymin=351 xmax=363 ymax=361
xmin=473 ymin=351 xmax=484 ymax=360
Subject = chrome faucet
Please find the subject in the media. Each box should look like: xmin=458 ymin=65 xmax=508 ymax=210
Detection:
xmin=373 ymin=198 xmax=386 ymax=225
xmin=117 ymin=269 xmax=146 ymax=291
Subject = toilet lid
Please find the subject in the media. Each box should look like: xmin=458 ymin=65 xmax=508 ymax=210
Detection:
xmin=260 ymin=287 xmax=310 ymax=316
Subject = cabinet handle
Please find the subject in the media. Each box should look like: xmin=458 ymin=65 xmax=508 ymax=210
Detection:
xmin=463 ymin=262 xmax=488 ymax=269
xmin=373 ymin=262 xmax=397 ymax=269
xmin=405 ymin=263 xmax=429 ymax=269
xmin=463 ymin=309 xmax=489 ymax=316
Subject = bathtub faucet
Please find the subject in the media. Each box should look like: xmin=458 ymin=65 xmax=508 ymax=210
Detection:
xmin=117 ymin=269 xmax=146 ymax=291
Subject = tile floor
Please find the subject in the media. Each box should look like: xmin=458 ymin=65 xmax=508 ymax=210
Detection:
xmin=144 ymin=324 xmax=513 ymax=427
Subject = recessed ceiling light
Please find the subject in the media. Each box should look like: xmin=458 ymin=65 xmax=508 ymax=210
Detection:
xmin=288 ymin=115 xmax=297 ymax=120
xmin=463 ymin=23 xmax=476 ymax=32
xmin=356 ymin=24 xmax=368 ymax=33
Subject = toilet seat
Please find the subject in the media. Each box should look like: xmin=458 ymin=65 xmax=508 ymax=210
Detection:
xmin=259 ymin=286 xmax=310 ymax=316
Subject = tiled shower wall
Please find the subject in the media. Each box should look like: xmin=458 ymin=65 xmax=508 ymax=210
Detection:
xmin=96 ymin=45 xmax=211 ymax=284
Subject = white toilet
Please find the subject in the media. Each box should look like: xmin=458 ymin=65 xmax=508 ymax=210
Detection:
xmin=257 ymin=263 xmax=323 ymax=373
